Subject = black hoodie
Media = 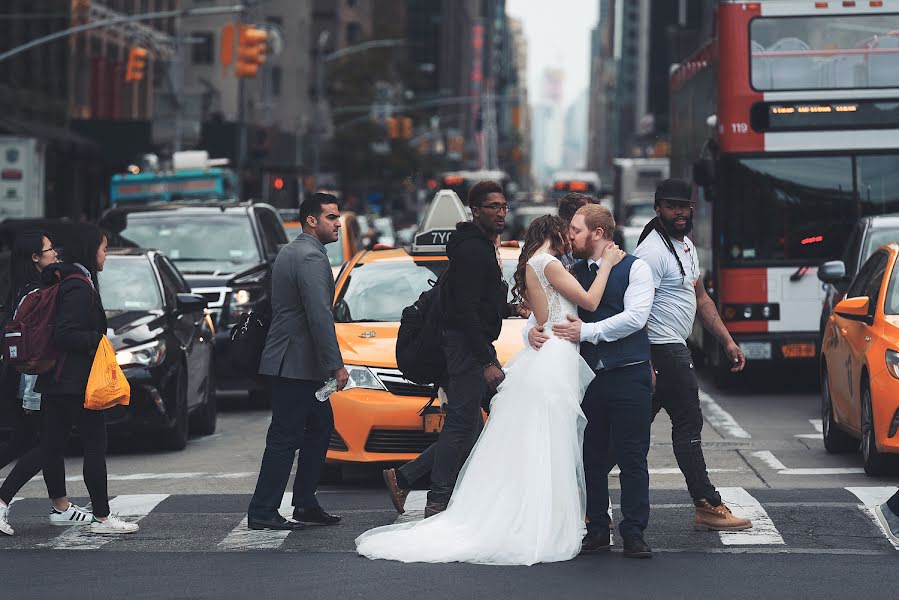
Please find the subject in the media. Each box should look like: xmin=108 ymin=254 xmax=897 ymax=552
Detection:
xmin=443 ymin=222 xmax=510 ymax=366
xmin=35 ymin=262 xmax=107 ymax=396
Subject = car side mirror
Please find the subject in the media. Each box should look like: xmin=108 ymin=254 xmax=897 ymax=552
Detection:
xmin=817 ymin=260 xmax=847 ymax=284
xmin=333 ymin=298 xmax=351 ymax=322
xmin=693 ymin=158 xmax=717 ymax=189
xmin=834 ymin=296 xmax=872 ymax=324
xmin=176 ymin=293 xmax=208 ymax=314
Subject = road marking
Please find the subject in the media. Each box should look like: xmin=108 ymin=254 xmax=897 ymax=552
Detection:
xmin=40 ymin=494 xmax=169 ymax=550
xmin=750 ymin=451 xmax=787 ymax=471
xmin=717 ymin=487 xmax=785 ymax=545
xmin=795 ymin=418 xmax=824 ymax=439
xmin=218 ymin=493 xmax=295 ymax=551
xmin=1 ymin=472 xmax=258 ymax=485
xmin=698 ymin=389 xmax=751 ymax=439
xmin=846 ymin=486 xmax=899 ymax=549
xmin=395 ymin=490 xmax=427 ymax=524
xmin=809 ymin=419 xmax=823 ymax=433
xmin=611 ymin=467 xmax=745 ymax=475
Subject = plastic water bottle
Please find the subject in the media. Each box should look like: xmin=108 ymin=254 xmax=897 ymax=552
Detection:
xmin=315 ymin=378 xmax=338 ymax=402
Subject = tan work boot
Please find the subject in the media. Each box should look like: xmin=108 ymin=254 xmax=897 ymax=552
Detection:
xmin=694 ymin=499 xmax=753 ymax=531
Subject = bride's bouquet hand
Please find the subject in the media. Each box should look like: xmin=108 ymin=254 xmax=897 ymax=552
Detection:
xmin=601 ymin=242 xmax=626 ymax=269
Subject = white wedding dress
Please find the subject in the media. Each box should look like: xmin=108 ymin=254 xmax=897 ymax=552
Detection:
xmin=355 ymin=253 xmax=595 ymax=566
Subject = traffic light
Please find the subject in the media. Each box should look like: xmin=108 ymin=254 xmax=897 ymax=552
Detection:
xmin=386 ymin=117 xmax=399 ymax=139
xmin=400 ymin=117 xmax=413 ymax=139
xmin=125 ymin=47 xmax=149 ymax=82
xmin=236 ymin=25 xmax=268 ymax=78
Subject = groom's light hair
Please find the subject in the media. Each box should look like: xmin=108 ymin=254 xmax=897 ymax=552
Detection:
xmin=575 ymin=204 xmax=615 ymax=240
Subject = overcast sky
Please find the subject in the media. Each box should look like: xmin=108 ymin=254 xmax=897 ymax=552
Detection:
xmin=506 ymin=0 xmax=599 ymax=108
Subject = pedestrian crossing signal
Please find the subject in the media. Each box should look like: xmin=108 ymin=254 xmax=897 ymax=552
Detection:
xmin=125 ymin=47 xmax=149 ymax=82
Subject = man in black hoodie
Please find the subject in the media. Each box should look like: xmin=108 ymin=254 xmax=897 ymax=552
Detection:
xmin=383 ymin=180 xmax=517 ymax=518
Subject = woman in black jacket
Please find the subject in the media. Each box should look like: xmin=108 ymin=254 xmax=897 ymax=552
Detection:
xmin=36 ymin=226 xmax=138 ymax=534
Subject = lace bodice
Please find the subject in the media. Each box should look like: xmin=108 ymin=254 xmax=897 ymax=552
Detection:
xmin=528 ymin=253 xmax=578 ymax=332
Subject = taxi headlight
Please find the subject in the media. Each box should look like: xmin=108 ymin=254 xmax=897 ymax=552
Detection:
xmin=116 ymin=339 xmax=166 ymax=368
xmin=886 ymin=350 xmax=899 ymax=380
xmin=344 ymin=365 xmax=386 ymax=391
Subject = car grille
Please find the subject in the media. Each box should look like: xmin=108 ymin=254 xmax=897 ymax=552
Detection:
xmin=364 ymin=429 xmax=439 ymax=454
xmin=329 ymin=431 xmax=348 ymax=452
xmin=370 ymin=367 xmax=434 ymax=397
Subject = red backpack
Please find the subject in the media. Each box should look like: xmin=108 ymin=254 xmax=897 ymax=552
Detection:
xmin=2 ymin=273 xmax=92 ymax=375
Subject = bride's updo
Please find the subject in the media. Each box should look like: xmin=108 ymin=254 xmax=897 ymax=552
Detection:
xmin=512 ymin=214 xmax=568 ymax=305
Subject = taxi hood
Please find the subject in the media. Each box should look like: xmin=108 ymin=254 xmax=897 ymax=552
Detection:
xmin=335 ymin=319 xmax=527 ymax=369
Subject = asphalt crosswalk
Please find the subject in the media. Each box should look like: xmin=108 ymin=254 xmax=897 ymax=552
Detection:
xmin=0 ymin=487 xmax=896 ymax=555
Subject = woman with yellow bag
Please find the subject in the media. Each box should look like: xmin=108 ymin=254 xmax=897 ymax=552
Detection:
xmin=35 ymin=226 xmax=138 ymax=535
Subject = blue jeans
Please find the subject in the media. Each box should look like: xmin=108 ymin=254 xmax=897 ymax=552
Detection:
xmin=582 ymin=362 xmax=652 ymax=538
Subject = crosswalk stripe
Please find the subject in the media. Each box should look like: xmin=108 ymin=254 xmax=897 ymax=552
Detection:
xmin=846 ymin=486 xmax=899 ymax=550
xmin=717 ymin=487 xmax=785 ymax=545
xmin=39 ymin=494 xmax=169 ymax=550
xmin=217 ymin=493 xmax=294 ymax=551
xmin=395 ymin=490 xmax=427 ymax=524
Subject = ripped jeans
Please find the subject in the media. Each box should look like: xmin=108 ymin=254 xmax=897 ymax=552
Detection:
xmin=651 ymin=343 xmax=721 ymax=506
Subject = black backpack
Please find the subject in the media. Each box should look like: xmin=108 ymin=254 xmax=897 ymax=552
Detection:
xmin=228 ymin=299 xmax=272 ymax=376
xmin=395 ymin=271 xmax=450 ymax=386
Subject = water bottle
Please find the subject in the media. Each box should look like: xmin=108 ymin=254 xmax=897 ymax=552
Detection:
xmin=315 ymin=377 xmax=338 ymax=402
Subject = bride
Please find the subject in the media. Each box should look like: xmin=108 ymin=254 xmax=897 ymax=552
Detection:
xmin=355 ymin=215 xmax=625 ymax=565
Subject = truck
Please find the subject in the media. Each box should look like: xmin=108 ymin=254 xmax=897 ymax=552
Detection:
xmin=0 ymin=136 xmax=44 ymax=219
xmin=611 ymin=157 xmax=669 ymax=228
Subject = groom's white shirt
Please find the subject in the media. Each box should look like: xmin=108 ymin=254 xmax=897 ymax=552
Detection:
xmin=521 ymin=256 xmax=654 ymax=345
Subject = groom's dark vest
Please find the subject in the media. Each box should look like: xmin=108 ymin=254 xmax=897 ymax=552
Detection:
xmin=573 ymin=255 xmax=650 ymax=370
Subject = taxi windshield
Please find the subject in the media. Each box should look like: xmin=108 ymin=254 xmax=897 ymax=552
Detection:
xmin=335 ymin=259 xmax=517 ymax=323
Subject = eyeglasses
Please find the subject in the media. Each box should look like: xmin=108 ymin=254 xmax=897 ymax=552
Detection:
xmin=479 ymin=203 xmax=509 ymax=213
xmin=37 ymin=246 xmax=59 ymax=255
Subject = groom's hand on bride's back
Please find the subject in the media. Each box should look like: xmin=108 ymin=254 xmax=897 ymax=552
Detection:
xmin=528 ymin=325 xmax=550 ymax=350
xmin=552 ymin=315 xmax=582 ymax=343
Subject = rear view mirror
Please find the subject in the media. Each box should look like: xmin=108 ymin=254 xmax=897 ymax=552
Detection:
xmin=817 ymin=260 xmax=847 ymax=284
xmin=693 ymin=158 xmax=717 ymax=188
xmin=176 ymin=293 xmax=208 ymax=314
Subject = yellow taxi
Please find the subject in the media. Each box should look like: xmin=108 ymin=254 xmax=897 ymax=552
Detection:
xmin=820 ymin=243 xmax=899 ymax=475
xmin=326 ymin=191 xmax=526 ymax=468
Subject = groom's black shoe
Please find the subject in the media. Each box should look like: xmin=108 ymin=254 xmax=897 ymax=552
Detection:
xmin=293 ymin=507 xmax=341 ymax=525
xmin=622 ymin=534 xmax=653 ymax=559
xmin=247 ymin=514 xmax=305 ymax=531
xmin=580 ymin=529 xmax=611 ymax=554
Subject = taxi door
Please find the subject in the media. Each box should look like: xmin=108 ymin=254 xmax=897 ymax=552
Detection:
xmin=833 ymin=251 xmax=889 ymax=431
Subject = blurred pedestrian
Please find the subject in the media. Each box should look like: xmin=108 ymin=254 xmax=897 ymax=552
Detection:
xmin=248 ymin=193 xmax=348 ymax=531
xmin=875 ymin=490 xmax=899 ymax=545
xmin=633 ymin=179 xmax=750 ymax=532
xmin=36 ymin=226 xmax=139 ymax=534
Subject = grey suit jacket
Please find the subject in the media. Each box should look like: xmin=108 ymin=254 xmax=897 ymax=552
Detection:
xmin=258 ymin=233 xmax=344 ymax=381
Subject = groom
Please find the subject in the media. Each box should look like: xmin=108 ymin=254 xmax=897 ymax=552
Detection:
xmin=529 ymin=204 xmax=655 ymax=558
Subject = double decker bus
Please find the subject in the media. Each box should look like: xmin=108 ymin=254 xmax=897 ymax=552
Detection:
xmin=670 ymin=0 xmax=899 ymax=370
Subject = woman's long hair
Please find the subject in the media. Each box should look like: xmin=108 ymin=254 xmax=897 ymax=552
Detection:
xmin=512 ymin=214 xmax=568 ymax=305
xmin=7 ymin=230 xmax=51 ymax=309
xmin=59 ymin=224 xmax=106 ymax=291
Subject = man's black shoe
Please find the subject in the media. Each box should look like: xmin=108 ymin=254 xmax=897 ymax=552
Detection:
xmin=622 ymin=534 xmax=652 ymax=559
xmin=580 ymin=529 xmax=611 ymax=555
xmin=247 ymin=515 xmax=305 ymax=531
xmin=293 ymin=507 xmax=341 ymax=525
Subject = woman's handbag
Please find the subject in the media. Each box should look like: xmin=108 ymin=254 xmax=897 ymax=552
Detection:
xmin=84 ymin=336 xmax=130 ymax=410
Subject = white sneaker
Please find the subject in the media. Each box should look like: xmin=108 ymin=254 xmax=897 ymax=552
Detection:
xmin=49 ymin=502 xmax=93 ymax=526
xmin=90 ymin=514 xmax=139 ymax=535
xmin=0 ymin=503 xmax=13 ymax=536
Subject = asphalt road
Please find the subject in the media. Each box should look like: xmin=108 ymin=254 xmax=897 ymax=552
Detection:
xmin=0 ymin=366 xmax=896 ymax=599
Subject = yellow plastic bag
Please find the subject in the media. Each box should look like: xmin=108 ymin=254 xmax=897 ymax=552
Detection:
xmin=84 ymin=336 xmax=130 ymax=410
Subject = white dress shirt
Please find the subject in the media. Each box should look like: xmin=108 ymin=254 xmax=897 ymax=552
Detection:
xmin=521 ymin=256 xmax=655 ymax=345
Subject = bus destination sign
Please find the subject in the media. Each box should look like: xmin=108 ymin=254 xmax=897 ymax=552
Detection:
xmin=750 ymin=99 xmax=899 ymax=132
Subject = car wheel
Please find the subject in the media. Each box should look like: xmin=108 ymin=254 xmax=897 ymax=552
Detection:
xmin=189 ymin=359 xmax=217 ymax=436
xmin=160 ymin=365 xmax=189 ymax=451
xmin=821 ymin=362 xmax=855 ymax=454
xmin=860 ymin=379 xmax=891 ymax=476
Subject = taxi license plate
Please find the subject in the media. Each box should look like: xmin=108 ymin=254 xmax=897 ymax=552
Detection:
xmin=423 ymin=410 xmax=445 ymax=433
xmin=739 ymin=342 xmax=772 ymax=360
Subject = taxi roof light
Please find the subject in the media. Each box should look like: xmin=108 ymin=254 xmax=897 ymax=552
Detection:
xmin=411 ymin=189 xmax=469 ymax=255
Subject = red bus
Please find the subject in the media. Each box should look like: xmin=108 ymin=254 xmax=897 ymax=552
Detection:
xmin=670 ymin=0 xmax=899 ymax=371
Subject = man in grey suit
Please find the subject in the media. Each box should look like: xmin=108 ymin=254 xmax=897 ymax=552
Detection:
xmin=247 ymin=193 xmax=349 ymax=531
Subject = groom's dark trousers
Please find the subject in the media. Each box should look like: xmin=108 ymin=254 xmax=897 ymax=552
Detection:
xmin=582 ymin=363 xmax=652 ymax=538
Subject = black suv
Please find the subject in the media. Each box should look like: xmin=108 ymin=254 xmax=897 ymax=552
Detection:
xmin=818 ymin=214 xmax=899 ymax=336
xmin=101 ymin=202 xmax=288 ymax=397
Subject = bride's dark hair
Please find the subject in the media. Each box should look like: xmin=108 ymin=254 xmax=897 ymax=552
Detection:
xmin=512 ymin=214 xmax=568 ymax=305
